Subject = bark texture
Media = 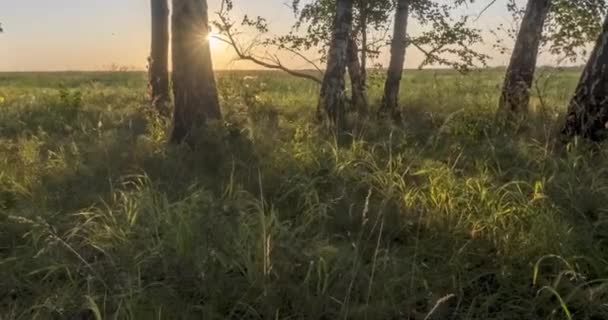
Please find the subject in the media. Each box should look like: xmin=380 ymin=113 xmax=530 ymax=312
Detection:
xmin=347 ymin=37 xmax=369 ymax=114
xmin=499 ymin=0 xmax=551 ymax=114
xmin=379 ymin=0 xmax=409 ymax=118
xmin=171 ymin=0 xmax=221 ymax=144
xmin=149 ymin=0 xmax=170 ymax=111
xmin=562 ymin=15 xmax=608 ymax=141
xmin=319 ymin=0 xmax=354 ymax=132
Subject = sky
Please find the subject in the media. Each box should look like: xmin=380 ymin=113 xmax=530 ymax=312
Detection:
xmin=0 ymin=0 xmax=570 ymax=71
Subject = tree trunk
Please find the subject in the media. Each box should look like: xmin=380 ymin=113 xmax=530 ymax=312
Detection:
xmin=499 ymin=0 xmax=551 ymax=114
xmin=170 ymin=0 xmax=221 ymax=144
xmin=359 ymin=3 xmax=368 ymax=86
xmin=379 ymin=0 xmax=409 ymax=119
xmin=319 ymin=0 xmax=353 ymax=133
xmin=347 ymin=37 xmax=369 ymax=114
xmin=562 ymin=15 xmax=608 ymax=141
xmin=149 ymin=0 xmax=170 ymax=113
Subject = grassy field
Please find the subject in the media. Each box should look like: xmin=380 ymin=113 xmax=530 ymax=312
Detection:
xmin=1 ymin=68 xmax=607 ymax=319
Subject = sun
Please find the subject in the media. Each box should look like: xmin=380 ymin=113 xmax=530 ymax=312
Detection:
xmin=206 ymin=31 xmax=221 ymax=50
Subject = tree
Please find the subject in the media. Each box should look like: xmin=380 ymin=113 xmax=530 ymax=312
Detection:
xmin=216 ymin=0 xmax=485 ymax=121
xmin=287 ymin=0 xmax=485 ymax=120
xmin=171 ymin=0 xmax=222 ymax=144
xmin=289 ymin=0 xmax=391 ymax=113
xmin=217 ymin=0 xmax=391 ymax=114
xmin=350 ymin=0 xmax=393 ymax=113
xmin=319 ymin=0 xmax=354 ymax=132
xmin=347 ymin=37 xmax=369 ymax=113
xmin=497 ymin=0 xmax=606 ymax=115
xmin=499 ymin=0 xmax=552 ymax=114
xmin=357 ymin=0 xmax=369 ymax=87
xmin=562 ymin=14 xmax=608 ymax=141
xmin=545 ymin=0 xmax=607 ymax=59
xmin=149 ymin=0 xmax=170 ymax=113
xmin=379 ymin=0 xmax=409 ymax=118
xmin=377 ymin=0 xmax=487 ymax=118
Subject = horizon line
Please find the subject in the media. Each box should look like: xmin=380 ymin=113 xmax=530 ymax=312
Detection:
xmin=0 ymin=65 xmax=584 ymax=73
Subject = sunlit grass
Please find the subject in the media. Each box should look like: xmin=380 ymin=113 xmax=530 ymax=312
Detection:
xmin=0 ymin=69 xmax=606 ymax=319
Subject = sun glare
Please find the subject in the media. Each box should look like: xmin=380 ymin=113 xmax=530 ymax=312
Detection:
xmin=207 ymin=31 xmax=221 ymax=50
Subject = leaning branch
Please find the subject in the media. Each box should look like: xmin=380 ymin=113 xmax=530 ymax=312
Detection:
xmin=214 ymin=37 xmax=323 ymax=84
xmin=215 ymin=2 xmax=323 ymax=84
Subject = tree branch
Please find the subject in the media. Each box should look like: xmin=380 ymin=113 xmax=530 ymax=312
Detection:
xmin=475 ymin=0 xmax=498 ymax=22
xmin=215 ymin=0 xmax=323 ymax=84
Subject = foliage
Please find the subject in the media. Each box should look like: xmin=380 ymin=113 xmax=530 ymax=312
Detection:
xmin=215 ymin=0 xmax=488 ymax=77
xmin=287 ymin=0 xmax=489 ymax=71
xmin=287 ymin=0 xmax=392 ymax=61
xmin=547 ymin=0 xmax=607 ymax=59
xmin=502 ymin=0 xmax=607 ymax=61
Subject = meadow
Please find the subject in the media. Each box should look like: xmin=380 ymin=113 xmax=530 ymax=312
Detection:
xmin=1 ymin=68 xmax=607 ymax=319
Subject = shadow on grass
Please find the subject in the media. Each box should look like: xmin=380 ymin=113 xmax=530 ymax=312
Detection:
xmin=1 ymin=100 xmax=607 ymax=319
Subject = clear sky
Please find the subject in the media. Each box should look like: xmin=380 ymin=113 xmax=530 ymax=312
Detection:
xmin=0 ymin=0 xmax=564 ymax=71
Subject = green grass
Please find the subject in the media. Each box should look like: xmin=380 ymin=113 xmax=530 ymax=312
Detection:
xmin=1 ymin=68 xmax=607 ymax=319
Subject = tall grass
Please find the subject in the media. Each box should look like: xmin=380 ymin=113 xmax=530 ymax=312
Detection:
xmin=0 ymin=69 xmax=606 ymax=319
